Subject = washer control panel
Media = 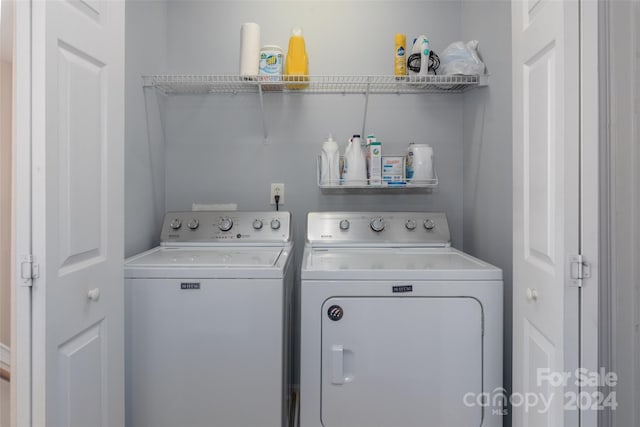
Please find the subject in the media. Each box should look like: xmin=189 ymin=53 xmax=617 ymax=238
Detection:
xmin=306 ymin=212 xmax=450 ymax=246
xmin=161 ymin=211 xmax=291 ymax=243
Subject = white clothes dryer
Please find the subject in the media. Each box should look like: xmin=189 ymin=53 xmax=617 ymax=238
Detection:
xmin=299 ymin=212 xmax=503 ymax=427
xmin=125 ymin=211 xmax=294 ymax=427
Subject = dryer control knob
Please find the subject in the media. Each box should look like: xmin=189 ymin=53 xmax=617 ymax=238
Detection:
xmin=218 ymin=217 xmax=233 ymax=231
xmin=423 ymin=219 xmax=436 ymax=230
xmin=187 ymin=219 xmax=199 ymax=230
xmin=169 ymin=218 xmax=182 ymax=230
xmin=370 ymin=217 xmax=385 ymax=232
xmin=405 ymin=219 xmax=417 ymax=230
xmin=253 ymin=219 xmax=263 ymax=230
xmin=339 ymin=219 xmax=350 ymax=231
xmin=270 ymin=218 xmax=281 ymax=230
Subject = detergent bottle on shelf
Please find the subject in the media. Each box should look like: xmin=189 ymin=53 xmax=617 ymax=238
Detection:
xmin=320 ymin=134 xmax=340 ymax=185
xmin=284 ymin=26 xmax=309 ymax=89
xmin=342 ymin=135 xmax=367 ymax=186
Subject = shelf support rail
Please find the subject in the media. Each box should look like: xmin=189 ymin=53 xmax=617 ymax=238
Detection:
xmin=361 ymin=77 xmax=371 ymax=138
xmin=257 ymin=81 xmax=268 ymax=142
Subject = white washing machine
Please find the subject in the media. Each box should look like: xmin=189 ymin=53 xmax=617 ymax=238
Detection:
xmin=125 ymin=211 xmax=294 ymax=427
xmin=299 ymin=212 xmax=503 ymax=427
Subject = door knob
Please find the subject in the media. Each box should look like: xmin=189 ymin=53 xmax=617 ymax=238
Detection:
xmin=526 ymin=288 xmax=538 ymax=301
xmin=87 ymin=288 xmax=101 ymax=302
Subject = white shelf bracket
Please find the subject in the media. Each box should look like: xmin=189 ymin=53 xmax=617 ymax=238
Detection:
xmin=257 ymin=82 xmax=269 ymax=142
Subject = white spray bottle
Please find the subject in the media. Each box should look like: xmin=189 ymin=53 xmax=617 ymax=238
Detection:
xmin=418 ymin=36 xmax=431 ymax=77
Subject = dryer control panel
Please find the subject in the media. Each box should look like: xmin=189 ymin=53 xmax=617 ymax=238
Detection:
xmin=306 ymin=212 xmax=450 ymax=247
xmin=160 ymin=211 xmax=291 ymax=244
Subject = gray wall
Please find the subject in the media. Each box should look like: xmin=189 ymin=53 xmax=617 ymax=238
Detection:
xmin=461 ymin=0 xmax=513 ymax=423
xmin=125 ymin=0 xmax=168 ymax=257
xmin=162 ymin=0 xmax=466 ymax=254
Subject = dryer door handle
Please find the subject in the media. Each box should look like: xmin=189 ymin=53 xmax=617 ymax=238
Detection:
xmin=331 ymin=345 xmax=344 ymax=385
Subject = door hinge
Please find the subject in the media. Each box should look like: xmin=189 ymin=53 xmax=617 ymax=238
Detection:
xmin=20 ymin=254 xmax=39 ymax=285
xmin=569 ymin=254 xmax=591 ymax=287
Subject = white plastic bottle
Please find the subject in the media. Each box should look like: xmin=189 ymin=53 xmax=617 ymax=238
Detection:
xmin=343 ymin=134 xmax=367 ymax=185
xmin=418 ymin=36 xmax=431 ymax=77
xmin=320 ymin=134 xmax=340 ymax=185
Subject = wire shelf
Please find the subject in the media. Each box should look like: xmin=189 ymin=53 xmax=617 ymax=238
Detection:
xmin=142 ymin=74 xmax=488 ymax=95
xmin=316 ymin=156 xmax=438 ymax=194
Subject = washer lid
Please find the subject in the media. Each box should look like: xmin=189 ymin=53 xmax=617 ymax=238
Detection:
xmin=125 ymin=246 xmax=290 ymax=279
xmin=301 ymin=247 xmax=502 ymax=281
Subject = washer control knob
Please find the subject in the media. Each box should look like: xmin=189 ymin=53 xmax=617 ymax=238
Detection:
xmin=370 ymin=217 xmax=385 ymax=232
xmin=253 ymin=219 xmax=263 ymax=230
xmin=423 ymin=219 xmax=436 ymax=230
xmin=187 ymin=219 xmax=199 ymax=230
xmin=270 ymin=218 xmax=281 ymax=230
xmin=218 ymin=217 xmax=233 ymax=231
xmin=405 ymin=219 xmax=417 ymax=230
xmin=169 ymin=218 xmax=182 ymax=230
xmin=339 ymin=219 xmax=350 ymax=231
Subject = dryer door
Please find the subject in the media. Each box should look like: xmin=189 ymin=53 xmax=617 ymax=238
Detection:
xmin=321 ymin=297 xmax=483 ymax=427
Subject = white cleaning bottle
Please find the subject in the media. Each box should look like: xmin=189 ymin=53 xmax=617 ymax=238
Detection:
xmin=320 ymin=134 xmax=340 ymax=185
xmin=418 ymin=36 xmax=431 ymax=77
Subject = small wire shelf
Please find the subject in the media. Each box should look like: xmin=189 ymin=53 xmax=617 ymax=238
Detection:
xmin=142 ymin=74 xmax=487 ymax=95
xmin=316 ymin=156 xmax=438 ymax=194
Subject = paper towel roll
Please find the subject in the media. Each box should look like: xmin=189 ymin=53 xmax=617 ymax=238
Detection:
xmin=239 ymin=22 xmax=260 ymax=77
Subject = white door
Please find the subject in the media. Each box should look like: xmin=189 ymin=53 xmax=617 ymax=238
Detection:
xmin=29 ymin=0 xmax=125 ymax=425
xmin=321 ymin=297 xmax=483 ymax=427
xmin=512 ymin=0 xmax=580 ymax=425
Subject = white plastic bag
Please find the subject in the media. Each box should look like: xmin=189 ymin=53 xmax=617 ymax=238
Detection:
xmin=439 ymin=40 xmax=485 ymax=75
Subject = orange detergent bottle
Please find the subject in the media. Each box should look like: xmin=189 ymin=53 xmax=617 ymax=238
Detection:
xmin=284 ymin=26 xmax=309 ymax=89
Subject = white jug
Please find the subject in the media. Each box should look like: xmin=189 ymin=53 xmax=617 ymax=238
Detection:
xmin=406 ymin=143 xmax=434 ymax=182
xmin=342 ymin=135 xmax=367 ymax=185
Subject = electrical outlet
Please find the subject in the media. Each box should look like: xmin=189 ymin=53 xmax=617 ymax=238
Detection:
xmin=270 ymin=183 xmax=285 ymax=205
